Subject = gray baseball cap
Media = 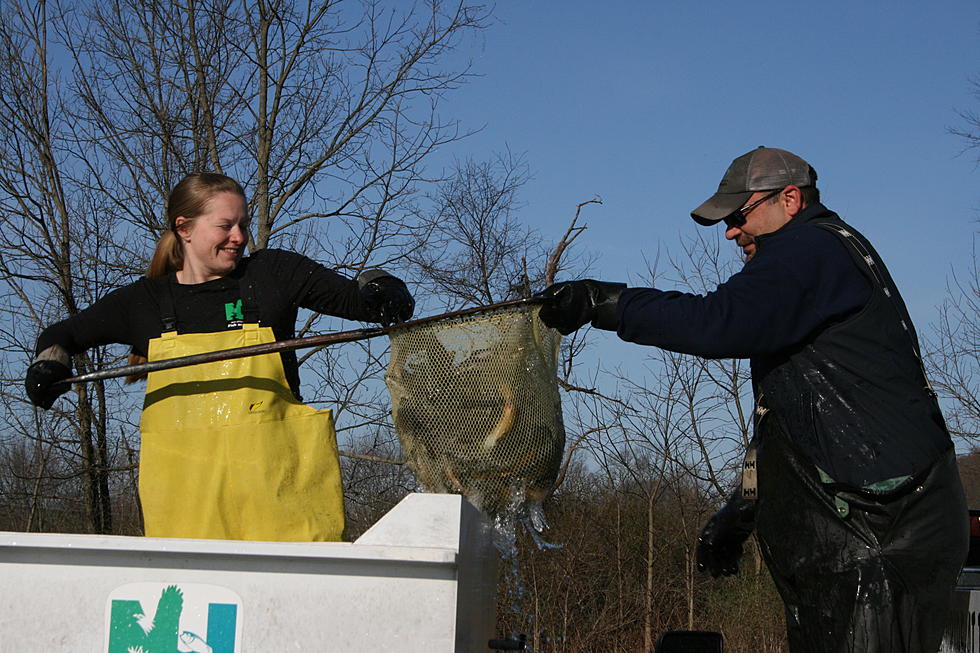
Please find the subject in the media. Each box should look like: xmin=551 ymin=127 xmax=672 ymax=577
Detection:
xmin=691 ymin=146 xmax=817 ymax=226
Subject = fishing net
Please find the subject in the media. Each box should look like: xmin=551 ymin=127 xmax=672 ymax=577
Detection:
xmin=384 ymin=302 xmax=565 ymax=519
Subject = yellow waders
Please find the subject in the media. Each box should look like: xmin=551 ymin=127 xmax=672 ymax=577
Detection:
xmin=138 ymin=323 xmax=345 ymax=541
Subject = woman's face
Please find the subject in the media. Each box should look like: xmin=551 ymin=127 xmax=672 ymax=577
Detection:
xmin=176 ymin=192 xmax=249 ymax=282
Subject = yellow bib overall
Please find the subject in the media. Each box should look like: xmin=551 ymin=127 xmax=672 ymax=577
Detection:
xmin=138 ymin=323 xmax=345 ymax=541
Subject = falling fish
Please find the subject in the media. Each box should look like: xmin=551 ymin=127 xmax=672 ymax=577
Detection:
xmin=482 ymin=384 xmax=516 ymax=450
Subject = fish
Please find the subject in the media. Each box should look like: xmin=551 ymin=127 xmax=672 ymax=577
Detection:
xmin=482 ymin=384 xmax=516 ymax=450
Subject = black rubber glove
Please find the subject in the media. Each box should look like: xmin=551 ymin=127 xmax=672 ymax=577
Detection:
xmin=25 ymin=360 xmax=73 ymax=410
xmin=536 ymin=280 xmax=625 ymax=335
xmin=360 ymin=275 xmax=415 ymax=327
xmin=696 ymin=490 xmax=756 ymax=578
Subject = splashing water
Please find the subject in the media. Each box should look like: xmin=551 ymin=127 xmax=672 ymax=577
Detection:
xmin=483 ymin=485 xmax=564 ymax=653
xmin=484 ymin=481 xmax=563 ymax=557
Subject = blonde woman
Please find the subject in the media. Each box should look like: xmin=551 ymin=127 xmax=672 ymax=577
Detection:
xmin=25 ymin=172 xmax=413 ymax=542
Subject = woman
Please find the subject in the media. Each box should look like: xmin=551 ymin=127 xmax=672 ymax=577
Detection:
xmin=24 ymin=172 xmax=413 ymax=542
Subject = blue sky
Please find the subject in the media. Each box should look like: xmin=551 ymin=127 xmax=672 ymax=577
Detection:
xmin=434 ymin=1 xmax=979 ymax=340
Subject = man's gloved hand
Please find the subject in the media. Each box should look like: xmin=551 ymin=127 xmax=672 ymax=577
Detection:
xmin=359 ymin=274 xmax=415 ymax=327
xmin=696 ymin=490 xmax=757 ymax=578
xmin=25 ymin=360 xmax=73 ymax=410
xmin=536 ymin=280 xmax=626 ymax=335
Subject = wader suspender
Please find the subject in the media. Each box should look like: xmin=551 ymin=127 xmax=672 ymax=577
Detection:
xmin=741 ymin=444 xmax=758 ymax=500
xmin=161 ymin=274 xmax=178 ymax=332
xmin=741 ymin=222 xmax=934 ymax=503
xmin=815 ymin=222 xmax=936 ymax=398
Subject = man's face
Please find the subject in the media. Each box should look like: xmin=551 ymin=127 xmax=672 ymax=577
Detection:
xmin=724 ymin=188 xmax=793 ymax=261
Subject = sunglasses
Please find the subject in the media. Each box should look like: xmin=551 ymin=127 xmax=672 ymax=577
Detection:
xmin=722 ymin=188 xmax=783 ymax=229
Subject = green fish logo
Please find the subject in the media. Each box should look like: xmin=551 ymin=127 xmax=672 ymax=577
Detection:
xmin=105 ymin=583 xmax=241 ymax=653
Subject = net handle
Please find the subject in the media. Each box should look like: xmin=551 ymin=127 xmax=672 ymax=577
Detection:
xmin=57 ymin=296 xmax=548 ymax=385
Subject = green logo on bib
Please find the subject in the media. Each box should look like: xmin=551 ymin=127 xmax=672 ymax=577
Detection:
xmin=224 ymin=299 xmax=243 ymax=322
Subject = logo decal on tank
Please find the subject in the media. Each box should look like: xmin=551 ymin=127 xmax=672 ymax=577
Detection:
xmin=104 ymin=582 xmax=242 ymax=653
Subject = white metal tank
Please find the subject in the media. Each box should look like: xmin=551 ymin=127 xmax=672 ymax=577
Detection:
xmin=0 ymin=493 xmax=499 ymax=652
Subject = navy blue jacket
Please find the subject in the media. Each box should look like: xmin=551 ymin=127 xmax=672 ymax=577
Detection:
xmin=615 ymin=203 xmax=951 ymax=486
xmin=617 ymin=203 xmax=870 ymax=358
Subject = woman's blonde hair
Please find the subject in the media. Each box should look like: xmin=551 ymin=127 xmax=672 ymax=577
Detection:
xmin=128 ymin=172 xmax=247 ymax=382
xmin=146 ymin=172 xmax=247 ymax=278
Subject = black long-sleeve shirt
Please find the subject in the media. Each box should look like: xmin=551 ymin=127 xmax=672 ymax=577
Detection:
xmin=36 ymin=248 xmax=373 ymax=396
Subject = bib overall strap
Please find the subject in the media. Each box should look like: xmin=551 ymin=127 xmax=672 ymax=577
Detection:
xmin=742 ymin=397 xmax=770 ymax=501
xmin=815 ymin=222 xmax=935 ymax=397
xmin=152 ymin=276 xmax=181 ymax=357
xmin=161 ymin=274 xmax=179 ymax=333
xmin=242 ymin=277 xmax=261 ymax=325
xmin=741 ymin=443 xmax=758 ymax=500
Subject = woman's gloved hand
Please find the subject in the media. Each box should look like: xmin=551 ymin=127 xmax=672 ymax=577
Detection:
xmin=359 ymin=273 xmax=415 ymax=327
xmin=536 ymin=280 xmax=626 ymax=335
xmin=696 ymin=490 xmax=757 ymax=577
xmin=25 ymin=360 xmax=73 ymax=409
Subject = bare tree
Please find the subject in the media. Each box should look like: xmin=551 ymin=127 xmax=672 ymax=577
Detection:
xmin=410 ymin=150 xmax=541 ymax=308
xmin=927 ymin=235 xmax=980 ymax=444
xmin=949 ymin=75 xmax=980 ymax=163
xmin=0 ymin=0 xmax=142 ymax=533
xmin=930 ymin=71 xmax=980 ymax=444
xmin=63 ymin=0 xmax=489 ymax=262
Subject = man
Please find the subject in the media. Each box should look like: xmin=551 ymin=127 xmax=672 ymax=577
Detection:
xmin=538 ymin=147 xmax=967 ymax=652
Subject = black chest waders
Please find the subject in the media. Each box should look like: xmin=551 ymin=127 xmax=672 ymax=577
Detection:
xmin=747 ymin=222 xmax=967 ymax=653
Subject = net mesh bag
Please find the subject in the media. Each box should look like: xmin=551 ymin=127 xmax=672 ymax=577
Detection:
xmin=384 ymin=303 xmax=565 ymax=518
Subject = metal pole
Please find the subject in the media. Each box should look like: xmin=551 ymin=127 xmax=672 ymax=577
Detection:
xmin=59 ymin=296 xmax=545 ymax=385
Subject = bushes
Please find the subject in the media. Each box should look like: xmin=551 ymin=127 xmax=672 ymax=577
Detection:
xmin=493 ymin=466 xmax=788 ymax=652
